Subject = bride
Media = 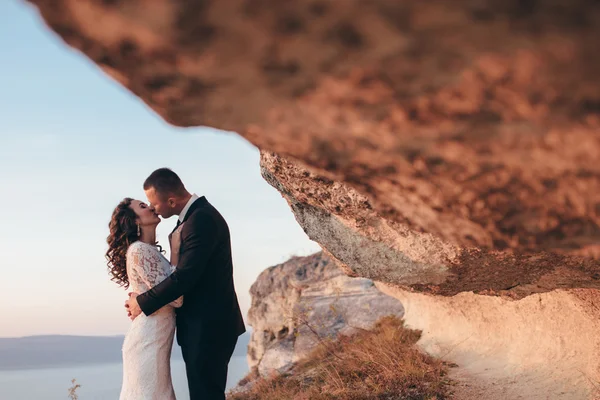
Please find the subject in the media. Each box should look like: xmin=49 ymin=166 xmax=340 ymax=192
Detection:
xmin=106 ymin=198 xmax=183 ymax=400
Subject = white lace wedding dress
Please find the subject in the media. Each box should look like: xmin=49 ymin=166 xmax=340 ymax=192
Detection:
xmin=120 ymin=241 xmax=183 ymax=400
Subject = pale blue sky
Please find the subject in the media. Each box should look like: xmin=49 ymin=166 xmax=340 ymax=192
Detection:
xmin=0 ymin=1 xmax=320 ymax=337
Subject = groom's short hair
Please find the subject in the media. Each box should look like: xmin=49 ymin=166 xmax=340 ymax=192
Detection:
xmin=144 ymin=168 xmax=186 ymax=198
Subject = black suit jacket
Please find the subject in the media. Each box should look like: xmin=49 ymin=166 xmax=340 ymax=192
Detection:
xmin=137 ymin=196 xmax=246 ymax=345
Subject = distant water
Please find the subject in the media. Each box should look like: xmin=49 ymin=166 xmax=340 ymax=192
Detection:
xmin=0 ymin=357 xmax=248 ymax=400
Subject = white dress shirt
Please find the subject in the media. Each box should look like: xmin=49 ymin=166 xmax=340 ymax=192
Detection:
xmin=178 ymin=193 xmax=199 ymax=223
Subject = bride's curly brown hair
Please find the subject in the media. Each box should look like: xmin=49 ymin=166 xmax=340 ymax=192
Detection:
xmin=106 ymin=198 xmax=165 ymax=288
xmin=106 ymin=198 xmax=138 ymax=288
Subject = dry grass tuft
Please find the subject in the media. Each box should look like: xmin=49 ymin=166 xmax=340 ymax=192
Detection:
xmin=68 ymin=378 xmax=81 ymax=400
xmin=229 ymin=316 xmax=453 ymax=400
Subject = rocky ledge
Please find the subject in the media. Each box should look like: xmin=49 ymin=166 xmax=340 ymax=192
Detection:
xmin=261 ymin=151 xmax=600 ymax=298
xmin=260 ymin=152 xmax=600 ymax=399
xmin=26 ymin=0 xmax=600 ymax=295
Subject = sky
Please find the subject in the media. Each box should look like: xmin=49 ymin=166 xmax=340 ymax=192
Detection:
xmin=0 ymin=0 xmax=321 ymax=337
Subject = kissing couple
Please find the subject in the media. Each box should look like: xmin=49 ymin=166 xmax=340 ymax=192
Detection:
xmin=105 ymin=168 xmax=246 ymax=400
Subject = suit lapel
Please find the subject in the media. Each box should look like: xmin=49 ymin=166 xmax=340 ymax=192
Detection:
xmin=181 ymin=196 xmax=207 ymax=224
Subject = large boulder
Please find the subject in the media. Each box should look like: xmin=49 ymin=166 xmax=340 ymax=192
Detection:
xmin=246 ymin=252 xmax=404 ymax=376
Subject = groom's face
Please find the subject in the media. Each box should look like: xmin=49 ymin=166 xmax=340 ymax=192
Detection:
xmin=145 ymin=187 xmax=174 ymax=219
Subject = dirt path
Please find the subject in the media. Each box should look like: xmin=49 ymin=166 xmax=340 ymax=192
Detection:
xmin=449 ymin=365 xmax=600 ymax=400
xmin=449 ymin=367 xmax=530 ymax=400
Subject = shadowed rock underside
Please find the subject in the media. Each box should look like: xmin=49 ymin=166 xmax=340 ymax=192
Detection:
xmin=25 ymin=0 xmax=600 ymax=293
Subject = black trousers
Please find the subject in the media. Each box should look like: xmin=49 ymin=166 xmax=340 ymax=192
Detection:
xmin=181 ymin=335 xmax=238 ymax=400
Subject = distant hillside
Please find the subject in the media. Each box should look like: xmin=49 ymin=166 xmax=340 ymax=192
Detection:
xmin=0 ymin=332 xmax=250 ymax=370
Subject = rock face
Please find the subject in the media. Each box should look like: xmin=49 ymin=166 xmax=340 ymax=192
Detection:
xmin=246 ymin=252 xmax=404 ymax=376
xmin=261 ymin=154 xmax=600 ymax=399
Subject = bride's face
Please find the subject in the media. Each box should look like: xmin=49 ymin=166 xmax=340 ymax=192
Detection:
xmin=130 ymin=200 xmax=161 ymax=227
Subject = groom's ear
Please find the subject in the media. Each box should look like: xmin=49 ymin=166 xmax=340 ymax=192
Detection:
xmin=167 ymin=197 xmax=177 ymax=208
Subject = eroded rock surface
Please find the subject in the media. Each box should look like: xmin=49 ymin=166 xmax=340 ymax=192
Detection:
xmin=261 ymin=151 xmax=600 ymax=297
xmin=26 ymin=0 xmax=600 ymax=264
xmin=246 ymin=252 xmax=404 ymax=376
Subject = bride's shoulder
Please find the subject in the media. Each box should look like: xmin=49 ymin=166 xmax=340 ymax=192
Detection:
xmin=126 ymin=241 xmax=146 ymax=256
xmin=127 ymin=241 xmax=162 ymax=258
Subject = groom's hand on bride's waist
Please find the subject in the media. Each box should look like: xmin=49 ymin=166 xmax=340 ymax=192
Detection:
xmin=125 ymin=292 xmax=142 ymax=320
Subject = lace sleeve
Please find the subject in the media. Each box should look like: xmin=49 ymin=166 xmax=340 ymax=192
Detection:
xmin=127 ymin=243 xmax=183 ymax=308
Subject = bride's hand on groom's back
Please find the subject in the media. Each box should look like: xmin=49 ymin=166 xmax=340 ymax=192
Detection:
xmin=125 ymin=292 xmax=142 ymax=320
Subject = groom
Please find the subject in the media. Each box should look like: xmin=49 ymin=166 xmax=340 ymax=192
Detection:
xmin=125 ymin=168 xmax=246 ymax=400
